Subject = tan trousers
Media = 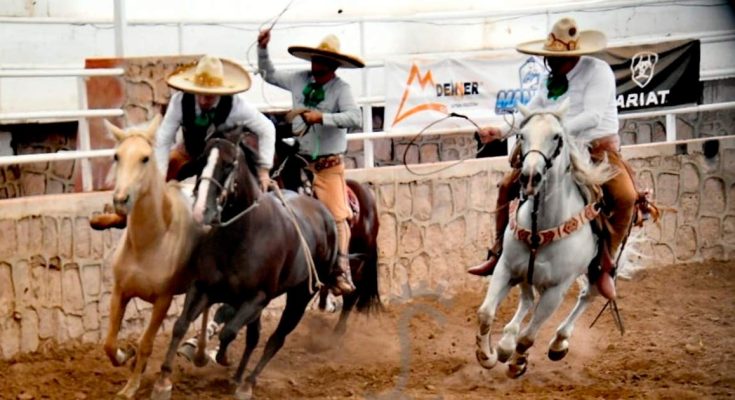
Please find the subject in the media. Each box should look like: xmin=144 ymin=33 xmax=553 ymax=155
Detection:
xmin=166 ymin=145 xmax=192 ymax=182
xmin=310 ymin=161 xmax=352 ymax=257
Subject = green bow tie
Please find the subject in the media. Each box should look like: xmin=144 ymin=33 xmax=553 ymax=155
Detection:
xmin=546 ymin=74 xmax=569 ymax=100
xmin=194 ymin=109 xmax=217 ymax=127
xmin=302 ymin=82 xmax=325 ymax=108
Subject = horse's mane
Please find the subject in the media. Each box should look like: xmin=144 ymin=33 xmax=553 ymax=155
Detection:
xmin=566 ymin=138 xmax=616 ymax=203
xmin=237 ymin=140 xmax=261 ymax=178
xmin=524 ymin=111 xmax=616 ymax=203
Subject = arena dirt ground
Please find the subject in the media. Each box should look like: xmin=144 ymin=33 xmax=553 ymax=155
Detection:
xmin=1 ymin=260 xmax=734 ymax=399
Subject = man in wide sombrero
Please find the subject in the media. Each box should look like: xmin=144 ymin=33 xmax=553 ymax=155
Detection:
xmin=468 ymin=18 xmax=657 ymax=300
xmin=257 ymin=29 xmax=365 ymax=296
xmin=91 ymin=55 xmax=276 ymax=230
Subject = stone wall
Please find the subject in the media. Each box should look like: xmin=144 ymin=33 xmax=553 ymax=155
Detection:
xmin=0 ymin=122 xmax=78 ymax=199
xmin=0 ymin=130 xmax=733 ymax=360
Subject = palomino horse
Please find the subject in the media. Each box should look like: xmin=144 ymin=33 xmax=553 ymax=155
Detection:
xmin=102 ymin=115 xmax=202 ymax=398
xmin=151 ymin=138 xmax=340 ymax=400
xmin=274 ymin=135 xmax=382 ymax=334
xmin=475 ymin=100 xmax=615 ymax=377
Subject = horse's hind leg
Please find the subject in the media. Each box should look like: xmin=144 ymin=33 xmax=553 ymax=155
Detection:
xmin=117 ymin=295 xmax=172 ymax=399
xmin=476 ymin=263 xmax=513 ymax=370
xmin=151 ymin=287 xmax=209 ymax=400
xmin=233 ymin=314 xmax=262 ymax=384
xmin=334 ymin=292 xmax=357 ymax=336
xmin=236 ymin=289 xmax=313 ymax=400
xmin=548 ymin=279 xmax=595 ymax=361
xmin=498 ymin=282 xmax=534 ymax=363
xmin=104 ymin=285 xmax=132 ymax=367
xmin=508 ymin=278 xmax=574 ymax=378
xmin=215 ymin=292 xmax=267 ymax=366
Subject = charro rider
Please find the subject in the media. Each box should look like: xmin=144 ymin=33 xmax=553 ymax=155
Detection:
xmin=90 ymin=55 xmax=276 ymax=230
xmin=257 ymin=29 xmax=365 ymax=296
xmin=468 ymin=17 xmax=657 ymax=300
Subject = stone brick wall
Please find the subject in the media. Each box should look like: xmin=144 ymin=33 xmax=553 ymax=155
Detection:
xmin=0 ymin=122 xmax=78 ymax=199
xmin=1 ymin=130 xmax=733 ymax=360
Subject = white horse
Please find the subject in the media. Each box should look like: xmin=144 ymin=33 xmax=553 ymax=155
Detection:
xmin=475 ymin=99 xmax=615 ymax=377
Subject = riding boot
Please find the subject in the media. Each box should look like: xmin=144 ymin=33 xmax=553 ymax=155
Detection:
xmin=592 ymin=143 xmax=638 ymax=300
xmin=90 ymin=204 xmax=127 ymax=230
xmin=331 ymin=220 xmax=355 ymax=296
xmin=467 ymin=168 xmax=520 ymax=277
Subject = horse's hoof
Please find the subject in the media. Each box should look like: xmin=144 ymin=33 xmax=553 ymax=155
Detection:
xmin=548 ymin=347 xmax=569 ymax=361
xmin=507 ymin=357 xmax=528 ymax=379
xmin=235 ymin=381 xmax=254 ymax=400
xmin=507 ymin=362 xmax=527 ymax=379
xmin=497 ymin=344 xmax=514 ymax=364
xmin=475 ymin=348 xmax=498 ymax=370
xmin=116 ymin=384 xmax=138 ymax=399
xmin=150 ymin=381 xmax=172 ymax=400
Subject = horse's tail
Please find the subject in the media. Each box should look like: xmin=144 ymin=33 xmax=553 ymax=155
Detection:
xmin=355 ymin=247 xmax=383 ymax=314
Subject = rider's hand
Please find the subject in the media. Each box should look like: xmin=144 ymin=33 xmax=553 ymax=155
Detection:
xmin=257 ymin=29 xmax=271 ymax=49
xmin=302 ymin=110 xmax=323 ymax=125
xmin=257 ymin=168 xmax=272 ymax=192
xmin=476 ymin=126 xmax=503 ymax=144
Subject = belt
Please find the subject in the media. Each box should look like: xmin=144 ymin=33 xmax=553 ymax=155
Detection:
xmin=306 ymin=154 xmax=343 ymax=172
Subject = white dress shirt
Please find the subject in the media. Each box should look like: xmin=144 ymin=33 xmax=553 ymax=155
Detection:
xmin=154 ymin=91 xmax=276 ymax=175
xmin=526 ymin=56 xmax=619 ymax=144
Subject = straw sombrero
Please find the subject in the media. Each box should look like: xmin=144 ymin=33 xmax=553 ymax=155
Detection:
xmin=167 ymin=55 xmax=251 ymax=95
xmin=288 ymin=34 xmax=365 ymax=69
xmin=516 ymin=17 xmax=606 ymax=57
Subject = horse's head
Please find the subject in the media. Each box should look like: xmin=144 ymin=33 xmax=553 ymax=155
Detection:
xmin=516 ymin=99 xmax=570 ymax=197
xmin=105 ymin=115 xmax=161 ymax=216
xmin=193 ymin=138 xmax=261 ymax=225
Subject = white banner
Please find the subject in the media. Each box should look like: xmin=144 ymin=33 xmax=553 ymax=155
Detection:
xmin=383 ymin=54 xmax=546 ymax=132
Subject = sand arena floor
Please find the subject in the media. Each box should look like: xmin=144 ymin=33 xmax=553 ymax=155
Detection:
xmin=1 ymin=261 xmax=733 ymax=399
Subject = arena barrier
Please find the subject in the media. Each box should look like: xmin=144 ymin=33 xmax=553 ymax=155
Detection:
xmin=0 ymin=136 xmax=733 ymax=359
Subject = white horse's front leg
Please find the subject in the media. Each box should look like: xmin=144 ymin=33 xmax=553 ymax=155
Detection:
xmin=476 ymin=261 xmax=513 ymax=370
xmin=548 ymin=277 xmax=596 ymax=361
xmin=498 ymin=282 xmax=534 ymax=363
xmin=508 ymin=278 xmax=574 ymax=378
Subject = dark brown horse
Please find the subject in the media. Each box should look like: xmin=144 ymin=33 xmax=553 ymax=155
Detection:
xmin=274 ymin=135 xmax=382 ymax=334
xmin=151 ymin=138 xmax=340 ymax=400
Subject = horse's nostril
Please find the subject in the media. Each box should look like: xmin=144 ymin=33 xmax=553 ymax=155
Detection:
xmin=532 ymin=173 xmax=542 ymax=185
xmin=519 ymin=173 xmax=529 ymax=185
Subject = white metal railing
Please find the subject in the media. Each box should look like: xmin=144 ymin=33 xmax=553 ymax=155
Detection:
xmin=0 ymin=68 xmax=125 ymax=191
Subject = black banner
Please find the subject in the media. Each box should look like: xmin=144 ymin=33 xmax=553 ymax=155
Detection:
xmin=597 ymin=39 xmax=701 ymax=113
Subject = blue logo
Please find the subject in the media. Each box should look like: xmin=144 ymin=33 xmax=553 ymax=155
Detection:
xmin=495 ymin=57 xmax=544 ymax=114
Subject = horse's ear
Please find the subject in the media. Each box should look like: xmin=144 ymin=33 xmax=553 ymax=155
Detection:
xmin=104 ymin=120 xmax=127 ymax=142
xmin=145 ymin=114 xmax=162 ymax=143
xmin=516 ymin=103 xmax=532 ymax=119
xmin=554 ymin=98 xmax=571 ymax=119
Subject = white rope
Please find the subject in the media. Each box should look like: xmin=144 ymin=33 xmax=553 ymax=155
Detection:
xmin=271 ymin=183 xmax=323 ymax=294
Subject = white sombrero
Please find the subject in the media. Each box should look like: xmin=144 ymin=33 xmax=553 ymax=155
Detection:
xmin=167 ymin=55 xmax=251 ymax=95
xmin=516 ymin=17 xmax=607 ymax=57
xmin=288 ymin=34 xmax=365 ymax=69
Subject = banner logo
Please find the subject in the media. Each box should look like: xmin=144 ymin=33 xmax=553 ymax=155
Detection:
xmin=495 ymin=57 xmax=544 ymax=114
xmin=392 ymin=64 xmax=449 ymax=127
xmin=631 ymin=51 xmax=659 ymax=88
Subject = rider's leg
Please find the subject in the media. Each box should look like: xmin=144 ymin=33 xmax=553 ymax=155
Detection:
xmin=467 ymin=168 xmax=521 ymax=276
xmin=90 ymin=146 xmax=190 ymax=231
xmin=591 ymin=138 xmax=637 ymax=300
xmin=311 ymin=160 xmax=355 ymax=295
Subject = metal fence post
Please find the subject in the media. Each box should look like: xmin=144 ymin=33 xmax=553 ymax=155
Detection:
xmin=665 ymin=113 xmax=677 ymax=142
xmin=114 ymin=0 xmax=127 ymax=57
xmin=362 ymin=105 xmax=374 ymax=168
xmin=76 ymin=76 xmax=94 ymax=192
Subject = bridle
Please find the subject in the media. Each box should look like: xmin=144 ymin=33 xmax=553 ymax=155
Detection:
xmin=517 ymin=112 xmax=565 ymax=178
xmin=195 ymin=139 xmax=260 ymax=227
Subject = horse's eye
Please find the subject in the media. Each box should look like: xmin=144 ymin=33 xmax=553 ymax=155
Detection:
xmin=113 ymin=154 xmax=119 ymax=162
xmin=554 ymin=134 xmax=561 ymax=140
xmin=141 ymin=156 xmax=149 ymax=164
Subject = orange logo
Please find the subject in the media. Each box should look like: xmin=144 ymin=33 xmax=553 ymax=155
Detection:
xmin=392 ymin=63 xmax=448 ymax=127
